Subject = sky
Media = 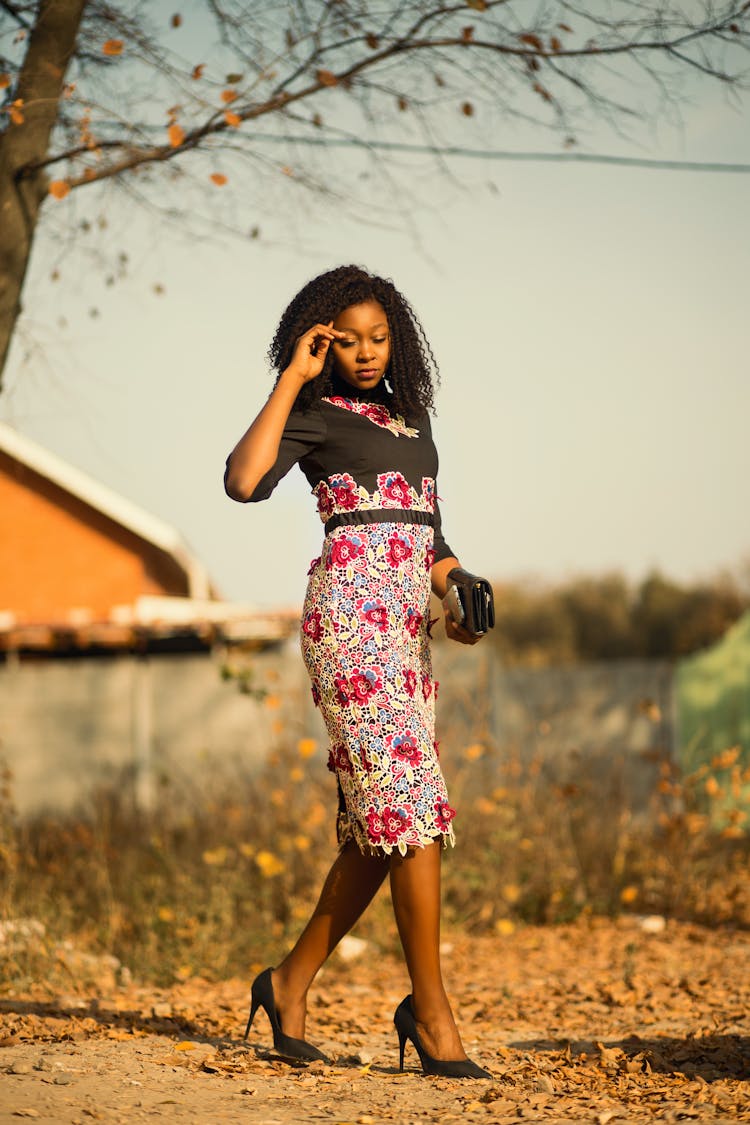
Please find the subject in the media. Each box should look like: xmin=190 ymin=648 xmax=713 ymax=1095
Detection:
xmin=2 ymin=7 xmax=749 ymax=609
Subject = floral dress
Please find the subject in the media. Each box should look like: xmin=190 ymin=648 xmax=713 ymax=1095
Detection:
xmin=244 ymin=374 xmax=457 ymax=856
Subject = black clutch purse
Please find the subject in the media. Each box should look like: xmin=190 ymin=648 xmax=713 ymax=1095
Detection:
xmin=443 ymin=567 xmax=495 ymax=636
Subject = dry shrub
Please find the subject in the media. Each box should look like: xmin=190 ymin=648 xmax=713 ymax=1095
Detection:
xmin=442 ymin=742 xmax=750 ymax=933
xmin=0 ymin=740 xmax=748 ymax=988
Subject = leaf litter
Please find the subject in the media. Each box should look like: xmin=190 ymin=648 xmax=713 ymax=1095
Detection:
xmin=0 ymin=915 xmax=748 ymax=1123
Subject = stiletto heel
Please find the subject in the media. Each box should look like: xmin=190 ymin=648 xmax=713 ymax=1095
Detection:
xmin=244 ymin=967 xmax=329 ymax=1063
xmin=393 ymin=995 xmax=491 ymax=1079
xmin=243 ymin=993 xmax=261 ymax=1040
xmin=397 ymin=1025 xmax=407 ymax=1073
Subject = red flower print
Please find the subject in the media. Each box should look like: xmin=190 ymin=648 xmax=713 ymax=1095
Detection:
xmin=329 ymin=472 xmax=359 ymax=512
xmin=421 ymin=477 xmax=436 ymax=512
xmin=307 ymin=555 xmax=321 ymax=576
xmin=356 ymin=597 xmax=389 ymax=633
xmin=377 ymin=471 xmax=412 ymax=507
xmin=386 ymin=531 xmax=413 ymax=568
xmin=404 ymin=668 xmax=417 ymax=697
xmin=327 ymin=743 xmax=353 ymax=775
xmin=323 ymin=395 xmax=419 ymax=437
xmin=405 ymin=607 xmax=423 ymax=637
xmin=425 ymin=546 xmax=435 ymax=571
xmin=349 ymin=668 xmax=383 ymax=704
xmin=334 ymin=675 xmax=352 ymax=706
xmin=366 ymin=807 xmax=385 ymax=844
xmin=434 ymin=801 xmax=456 ymax=831
xmin=315 ymin=481 xmax=334 ymax=520
xmin=427 ymin=615 xmax=439 ymax=639
xmin=302 ymin=609 xmax=323 ymax=642
xmin=434 ymin=680 xmax=440 ymax=701
xmin=421 ymin=673 xmax=433 ymax=701
xmin=387 ymin=731 xmax=423 ymax=767
xmin=434 ymin=739 xmax=441 ymax=759
xmin=329 ymin=535 xmax=365 ymax=569
xmin=327 ymin=395 xmax=350 ymax=411
xmin=382 ymin=806 xmax=413 ymax=844
xmin=363 ymin=403 xmax=391 ymax=428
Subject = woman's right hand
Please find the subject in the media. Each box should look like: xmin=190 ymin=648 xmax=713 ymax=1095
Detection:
xmin=286 ymin=321 xmax=346 ymax=383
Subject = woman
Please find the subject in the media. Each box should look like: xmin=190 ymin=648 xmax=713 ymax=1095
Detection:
xmin=224 ymin=265 xmax=491 ymax=1078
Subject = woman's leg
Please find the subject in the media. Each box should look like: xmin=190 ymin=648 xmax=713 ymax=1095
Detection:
xmin=271 ymin=839 xmax=389 ymax=1038
xmin=390 ymin=840 xmax=466 ymax=1060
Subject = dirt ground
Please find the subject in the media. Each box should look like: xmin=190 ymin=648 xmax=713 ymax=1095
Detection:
xmin=1 ymin=916 xmax=748 ymax=1124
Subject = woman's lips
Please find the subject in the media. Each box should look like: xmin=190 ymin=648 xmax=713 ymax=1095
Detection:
xmin=357 ymin=369 xmax=378 ymax=377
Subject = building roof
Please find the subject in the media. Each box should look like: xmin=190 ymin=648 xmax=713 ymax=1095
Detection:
xmin=0 ymin=421 xmax=211 ymax=600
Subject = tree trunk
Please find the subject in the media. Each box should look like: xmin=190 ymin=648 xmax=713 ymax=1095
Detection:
xmin=0 ymin=0 xmax=87 ymax=391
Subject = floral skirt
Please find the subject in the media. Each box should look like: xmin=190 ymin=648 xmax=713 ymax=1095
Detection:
xmin=300 ymin=520 xmax=456 ymax=857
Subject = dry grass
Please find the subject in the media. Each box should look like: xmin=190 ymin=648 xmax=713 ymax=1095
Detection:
xmin=0 ymin=738 xmax=748 ymax=990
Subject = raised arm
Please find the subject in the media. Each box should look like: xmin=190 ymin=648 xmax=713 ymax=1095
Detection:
xmin=224 ymin=321 xmax=344 ymax=502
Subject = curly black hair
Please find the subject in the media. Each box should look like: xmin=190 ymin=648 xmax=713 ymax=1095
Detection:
xmin=268 ymin=265 xmax=439 ymax=419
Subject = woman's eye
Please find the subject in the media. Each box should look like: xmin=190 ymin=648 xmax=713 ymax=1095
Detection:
xmin=337 ymin=340 xmax=355 ymax=348
xmin=373 ymin=337 xmax=387 ymax=344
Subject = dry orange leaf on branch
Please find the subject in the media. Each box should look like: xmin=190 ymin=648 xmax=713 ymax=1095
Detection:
xmin=0 ymin=73 xmax=11 ymax=89
xmin=221 ymin=88 xmax=238 ymax=104
xmin=224 ymin=110 xmax=241 ymax=127
xmin=8 ymin=99 xmax=24 ymax=124
xmin=102 ymin=39 xmax=123 ymax=57
xmin=519 ymin=32 xmax=544 ymax=51
xmin=317 ymin=69 xmax=338 ymax=87
xmin=191 ymin=64 xmax=204 ymax=80
xmin=167 ymin=123 xmax=185 ymax=147
xmin=210 ymin=172 xmax=227 ymax=186
xmin=48 ymin=180 xmax=70 ymax=200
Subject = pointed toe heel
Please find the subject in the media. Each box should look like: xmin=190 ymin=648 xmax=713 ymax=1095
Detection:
xmin=393 ymin=995 xmax=491 ymax=1079
xmin=244 ymin=967 xmax=329 ymax=1063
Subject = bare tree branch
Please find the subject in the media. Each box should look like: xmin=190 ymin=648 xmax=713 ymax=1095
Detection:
xmin=1 ymin=0 xmax=749 ymax=392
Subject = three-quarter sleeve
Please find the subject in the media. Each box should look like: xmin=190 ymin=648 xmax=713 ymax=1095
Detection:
xmin=229 ymin=403 xmax=326 ymax=503
xmin=432 ymin=493 xmax=455 ymax=565
xmin=417 ymin=409 xmax=455 ymax=564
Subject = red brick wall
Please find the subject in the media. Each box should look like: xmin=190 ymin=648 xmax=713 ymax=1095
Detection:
xmin=0 ymin=452 xmax=189 ymax=624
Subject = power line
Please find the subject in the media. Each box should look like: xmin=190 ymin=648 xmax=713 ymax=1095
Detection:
xmin=242 ymin=133 xmax=750 ymax=173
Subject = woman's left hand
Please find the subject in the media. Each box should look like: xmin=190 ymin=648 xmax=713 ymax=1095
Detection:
xmin=444 ymin=608 xmax=484 ymax=645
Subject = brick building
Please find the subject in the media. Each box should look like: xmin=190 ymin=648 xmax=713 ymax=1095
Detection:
xmin=0 ymin=421 xmax=212 ymax=627
xmin=0 ymin=425 xmax=297 ymax=810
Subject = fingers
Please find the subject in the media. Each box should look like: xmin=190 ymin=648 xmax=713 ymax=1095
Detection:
xmin=288 ymin=321 xmax=347 ymax=381
xmin=444 ymin=610 xmax=483 ymax=646
xmin=298 ymin=322 xmax=346 ymax=354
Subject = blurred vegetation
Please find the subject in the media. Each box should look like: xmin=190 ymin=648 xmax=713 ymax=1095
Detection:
xmin=458 ymin=567 xmax=750 ymax=665
xmin=1 ymin=734 xmax=748 ymax=991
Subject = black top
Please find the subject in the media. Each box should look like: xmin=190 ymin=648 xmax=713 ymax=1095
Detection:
xmin=242 ymin=374 xmax=455 ymax=564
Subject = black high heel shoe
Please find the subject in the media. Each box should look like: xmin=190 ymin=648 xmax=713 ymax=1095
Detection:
xmin=394 ymin=995 xmax=491 ymax=1079
xmin=244 ymin=967 xmax=329 ymax=1062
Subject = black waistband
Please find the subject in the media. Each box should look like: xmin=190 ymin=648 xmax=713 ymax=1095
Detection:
xmin=324 ymin=509 xmax=435 ymax=535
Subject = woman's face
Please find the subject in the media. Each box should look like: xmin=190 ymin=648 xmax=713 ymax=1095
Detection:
xmin=330 ymin=300 xmax=390 ymax=393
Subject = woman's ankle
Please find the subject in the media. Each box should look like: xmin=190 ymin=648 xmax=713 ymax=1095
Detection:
xmin=410 ymin=985 xmax=452 ymax=1023
xmin=272 ymin=962 xmax=313 ymax=1004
